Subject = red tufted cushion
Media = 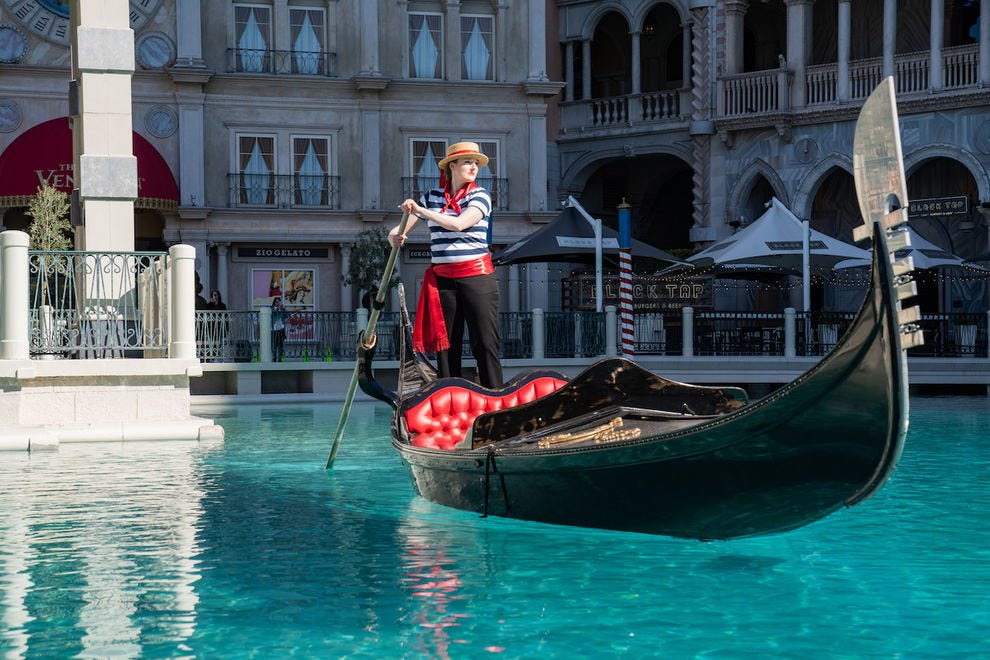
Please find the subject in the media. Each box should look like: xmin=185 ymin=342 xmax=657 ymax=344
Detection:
xmin=405 ymin=376 xmax=568 ymax=450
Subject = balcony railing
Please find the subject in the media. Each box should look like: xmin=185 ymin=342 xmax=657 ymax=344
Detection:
xmin=559 ymin=89 xmax=685 ymax=135
xmin=721 ymin=44 xmax=980 ymax=120
xmin=401 ymin=176 xmax=509 ymax=211
xmin=228 ymin=173 xmax=341 ymax=209
xmin=226 ymin=48 xmax=337 ymax=76
xmin=193 ymin=309 xmax=988 ymax=362
xmin=29 ymin=251 xmax=169 ymax=358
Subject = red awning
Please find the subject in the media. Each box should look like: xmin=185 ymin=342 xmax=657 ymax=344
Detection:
xmin=0 ymin=116 xmax=179 ymax=210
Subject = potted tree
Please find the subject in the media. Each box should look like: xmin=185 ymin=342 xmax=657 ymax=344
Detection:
xmin=343 ymin=226 xmax=400 ymax=357
xmin=25 ymin=184 xmax=72 ymax=357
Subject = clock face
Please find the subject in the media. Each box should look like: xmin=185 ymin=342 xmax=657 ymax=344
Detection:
xmin=2 ymin=0 xmax=163 ymax=46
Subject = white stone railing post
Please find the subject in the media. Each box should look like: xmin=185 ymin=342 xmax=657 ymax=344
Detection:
xmin=259 ymin=307 xmax=273 ymax=362
xmin=168 ymin=244 xmax=196 ymax=360
xmin=682 ymin=306 xmax=694 ymax=357
xmin=604 ymin=305 xmax=617 ymax=357
xmin=532 ymin=308 xmax=545 ymax=360
xmin=0 ymin=230 xmax=30 ymax=360
xmin=784 ymin=307 xmax=797 ymax=358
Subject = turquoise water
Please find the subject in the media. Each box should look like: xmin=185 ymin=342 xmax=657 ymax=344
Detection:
xmin=0 ymin=397 xmax=987 ymax=658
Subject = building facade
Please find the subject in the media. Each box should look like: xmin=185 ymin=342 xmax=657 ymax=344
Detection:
xmin=1 ymin=0 xmax=988 ymax=316
xmin=0 ymin=0 xmax=562 ymax=313
xmin=554 ymin=0 xmax=990 ymax=314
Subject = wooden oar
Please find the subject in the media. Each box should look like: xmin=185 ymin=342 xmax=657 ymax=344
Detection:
xmin=325 ymin=211 xmax=410 ymax=469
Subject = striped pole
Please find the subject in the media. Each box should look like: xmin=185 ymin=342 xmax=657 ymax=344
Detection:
xmin=617 ymin=199 xmax=635 ymax=358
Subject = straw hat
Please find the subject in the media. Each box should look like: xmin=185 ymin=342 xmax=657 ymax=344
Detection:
xmin=437 ymin=141 xmax=489 ymax=170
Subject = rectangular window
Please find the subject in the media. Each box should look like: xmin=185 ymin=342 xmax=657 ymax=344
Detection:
xmin=408 ymin=13 xmax=443 ymax=79
xmin=289 ymin=8 xmax=326 ymax=75
xmin=237 ymin=135 xmax=276 ymax=205
xmin=461 ymin=15 xmax=494 ymax=81
xmin=410 ymin=140 xmax=447 ymax=198
xmin=234 ymin=4 xmax=272 ymax=72
xmin=292 ymin=136 xmax=331 ymax=206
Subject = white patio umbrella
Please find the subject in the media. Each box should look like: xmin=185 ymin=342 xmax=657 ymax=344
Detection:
xmin=681 ymin=197 xmax=871 ymax=311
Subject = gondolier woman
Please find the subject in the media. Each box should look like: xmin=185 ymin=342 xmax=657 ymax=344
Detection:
xmin=389 ymin=141 xmax=503 ymax=389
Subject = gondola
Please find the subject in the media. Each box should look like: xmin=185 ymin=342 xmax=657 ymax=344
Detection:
xmin=350 ymin=78 xmax=922 ymax=540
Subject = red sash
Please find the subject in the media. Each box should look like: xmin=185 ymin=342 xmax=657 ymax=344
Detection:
xmin=413 ymin=254 xmax=494 ymax=353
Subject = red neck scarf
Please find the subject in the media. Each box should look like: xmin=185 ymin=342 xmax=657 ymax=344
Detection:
xmin=438 ymin=176 xmax=477 ymax=215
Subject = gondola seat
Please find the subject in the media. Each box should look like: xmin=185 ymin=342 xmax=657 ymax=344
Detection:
xmin=401 ymin=371 xmax=569 ymax=450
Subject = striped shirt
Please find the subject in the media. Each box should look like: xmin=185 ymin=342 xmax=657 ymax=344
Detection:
xmin=420 ymin=185 xmax=492 ymax=264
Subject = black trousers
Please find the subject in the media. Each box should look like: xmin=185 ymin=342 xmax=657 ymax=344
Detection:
xmin=435 ymin=271 xmax=503 ymax=388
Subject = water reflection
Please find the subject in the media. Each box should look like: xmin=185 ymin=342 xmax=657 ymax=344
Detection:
xmin=0 ymin=440 xmax=220 ymax=657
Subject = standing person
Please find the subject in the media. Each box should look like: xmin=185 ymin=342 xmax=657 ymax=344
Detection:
xmin=271 ymin=296 xmax=287 ymax=362
xmin=206 ymin=289 xmax=227 ymax=310
xmin=389 ymin=141 xmax=503 ymax=388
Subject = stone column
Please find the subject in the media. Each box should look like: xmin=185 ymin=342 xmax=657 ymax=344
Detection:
xmin=929 ymin=0 xmax=944 ymax=90
xmin=529 ymin=113 xmax=548 ymax=211
xmin=724 ymin=0 xmax=747 ymax=75
xmin=565 ymin=41 xmax=575 ymax=101
xmin=340 ymin=243 xmax=353 ymax=311
xmin=70 ymin=0 xmax=137 ymax=252
xmin=837 ymin=0 xmax=851 ymax=101
xmin=582 ymin=40 xmax=592 ymax=99
xmin=273 ymin=0 xmax=290 ymax=56
xmin=883 ymin=0 xmax=897 ymax=79
xmin=0 ymin=230 xmax=29 ymax=360
xmin=215 ymin=242 xmax=229 ymax=301
xmin=682 ymin=22 xmax=692 ymax=84
xmin=359 ymin=0 xmax=381 ymax=73
xmin=175 ymin=0 xmax=204 ymax=66
xmin=168 ymin=244 xmax=196 ymax=359
xmin=508 ymin=264 xmax=520 ymax=313
xmin=362 ymin=109 xmax=382 ymax=210
xmin=444 ymin=0 xmax=461 ymax=81
xmin=527 ymin=0 xmax=547 ymax=80
xmin=785 ymin=0 xmax=813 ymax=109
xmin=981 ymin=0 xmax=990 ymax=85
xmin=631 ymin=31 xmax=642 ymax=95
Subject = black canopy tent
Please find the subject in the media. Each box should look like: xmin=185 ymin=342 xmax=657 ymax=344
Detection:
xmin=492 ymin=206 xmax=689 ymax=267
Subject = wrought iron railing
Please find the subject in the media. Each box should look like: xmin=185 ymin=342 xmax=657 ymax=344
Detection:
xmin=227 ymin=173 xmax=341 ymax=209
xmin=401 ymin=176 xmax=509 ymax=211
xmin=192 ymin=309 xmax=987 ymax=362
xmin=226 ymin=48 xmax=337 ymax=76
xmin=29 ymin=251 xmax=169 ymax=358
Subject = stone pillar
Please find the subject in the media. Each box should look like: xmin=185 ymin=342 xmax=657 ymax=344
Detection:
xmin=272 ymin=0 xmax=290 ymax=56
xmin=508 ymin=264 xmax=520 ymax=313
xmin=168 ymin=244 xmax=196 ymax=360
xmin=0 ymin=231 xmax=29 ymax=360
xmin=528 ymin=0 xmax=547 ymax=80
xmin=785 ymin=0 xmax=813 ymax=109
xmin=215 ymin=242 xmax=229 ymax=301
xmin=724 ymin=0 xmax=747 ymax=75
xmin=362 ymin=110 xmax=382 ymax=209
xmin=883 ymin=0 xmax=897 ymax=79
xmin=682 ymin=22 xmax=692 ymax=84
xmin=359 ymin=0 xmax=381 ymax=73
xmin=175 ymin=0 xmax=204 ymax=66
xmin=837 ymin=0 xmax=851 ymax=101
xmin=582 ymin=40 xmax=592 ymax=99
xmin=929 ymin=0 xmax=944 ymax=90
xmin=340 ymin=243 xmax=353 ymax=311
xmin=70 ymin=0 xmax=137 ymax=252
xmin=565 ymin=41 xmax=575 ymax=101
xmin=444 ymin=0 xmax=461 ymax=81
xmin=981 ymin=0 xmax=990 ymax=85
xmin=631 ymin=32 xmax=642 ymax=95
xmin=529 ymin=114 xmax=548 ymax=211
